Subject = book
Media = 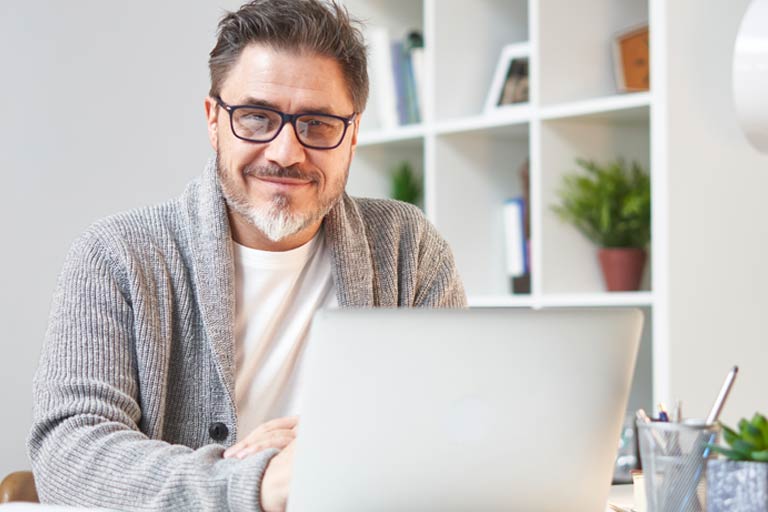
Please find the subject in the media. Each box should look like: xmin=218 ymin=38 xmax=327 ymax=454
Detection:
xmin=401 ymin=44 xmax=420 ymax=124
xmin=503 ymin=198 xmax=528 ymax=278
xmin=390 ymin=41 xmax=409 ymax=125
xmin=366 ymin=26 xmax=399 ymax=130
xmin=391 ymin=41 xmax=420 ymax=125
xmin=410 ymin=46 xmax=425 ymax=122
xmin=403 ymin=31 xmax=424 ymax=124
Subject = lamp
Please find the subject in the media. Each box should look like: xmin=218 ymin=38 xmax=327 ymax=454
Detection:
xmin=733 ymin=0 xmax=768 ymax=153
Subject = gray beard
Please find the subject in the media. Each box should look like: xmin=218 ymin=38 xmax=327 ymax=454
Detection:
xmin=215 ymin=155 xmax=344 ymax=243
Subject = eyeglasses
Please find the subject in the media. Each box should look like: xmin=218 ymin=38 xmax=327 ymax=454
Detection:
xmin=214 ymin=96 xmax=357 ymax=150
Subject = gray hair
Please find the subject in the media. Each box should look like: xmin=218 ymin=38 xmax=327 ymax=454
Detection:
xmin=208 ymin=0 xmax=369 ymax=113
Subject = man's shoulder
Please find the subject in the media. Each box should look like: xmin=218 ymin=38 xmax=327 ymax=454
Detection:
xmin=86 ymin=198 xmax=183 ymax=245
xmin=81 ymin=176 xmax=201 ymax=247
xmin=343 ymin=196 xmax=450 ymax=258
xmin=72 ymin=192 xmax=193 ymax=267
xmin=349 ymin=197 xmax=429 ymax=233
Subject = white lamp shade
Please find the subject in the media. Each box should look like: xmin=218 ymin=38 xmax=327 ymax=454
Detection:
xmin=734 ymin=0 xmax=768 ymax=153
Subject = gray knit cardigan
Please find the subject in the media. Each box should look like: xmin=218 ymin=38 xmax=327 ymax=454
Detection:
xmin=27 ymin=160 xmax=467 ymax=511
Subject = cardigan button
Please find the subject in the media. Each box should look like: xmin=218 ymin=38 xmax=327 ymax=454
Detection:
xmin=209 ymin=422 xmax=229 ymax=442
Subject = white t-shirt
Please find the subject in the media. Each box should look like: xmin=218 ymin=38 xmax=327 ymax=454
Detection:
xmin=233 ymin=229 xmax=336 ymax=437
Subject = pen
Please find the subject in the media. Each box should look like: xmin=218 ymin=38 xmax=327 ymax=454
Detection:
xmin=637 ymin=408 xmax=667 ymax=451
xmin=658 ymin=403 xmax=669 ymax=422
xmin=705 ymin=366 xmax=739 ymax=425
xmin=673 ymin=400 xmax=683 ymax=423
xmin=679 ymin=375 xmax=734 ymax=512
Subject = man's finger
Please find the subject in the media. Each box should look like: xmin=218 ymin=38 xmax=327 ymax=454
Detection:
xmin=224 ymin=428 xmax=296 ymax=458
xmin=234 ymin=435 xmax=295 ymax=459
xmin=253 ymin=416 xmax=299 ymax=435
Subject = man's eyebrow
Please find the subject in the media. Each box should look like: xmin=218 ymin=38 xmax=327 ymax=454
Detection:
xmin=238 ymin=97 xmax=278 ymax=109
xmin=237 ymin=96 xmax=341 ymax=116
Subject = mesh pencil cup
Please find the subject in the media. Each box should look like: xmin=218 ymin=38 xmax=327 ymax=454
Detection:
xmin=637 ymin=420 xmax=720 ymax=512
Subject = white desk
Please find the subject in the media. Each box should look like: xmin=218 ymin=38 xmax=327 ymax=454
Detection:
xmin=607 ymin=484 xmax=636 ymax=511
xmin=0 ymin=485 xmax=637 ymax=511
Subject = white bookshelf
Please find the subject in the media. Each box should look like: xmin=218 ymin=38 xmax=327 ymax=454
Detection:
xmin=344 ymin=0 xmax=657 ymax=412
xmin=470 ymin=291 xmax=654 ymax=309
xmin=539 ymin=92 xmax=651 ymax=121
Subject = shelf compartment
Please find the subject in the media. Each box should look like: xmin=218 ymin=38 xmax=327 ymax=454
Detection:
xmin=537 ymin=0 xmax=649 ymax=105
xmin=344 ymin=0 xmax=423 ymax=37
xmin=350 ymin=0 xmax=425 ymax=133
xmin=539 ymin=114 xmax=651 ymax=295
xmin=433 ymin=129 xmax=530 ymax=297
xmin=347 ymin=138 xmax=424 ymax=202
xmin=433 ymin=0 xmax=528 ymax=121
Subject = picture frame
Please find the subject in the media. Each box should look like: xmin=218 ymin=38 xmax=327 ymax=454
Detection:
xmin=612 ymin=24 xmax=650 ymax=92
xmin=484 ymin=43 xmax=530 ymax=114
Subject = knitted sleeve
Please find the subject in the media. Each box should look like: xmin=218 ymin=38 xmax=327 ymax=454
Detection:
xmin=413 ymin=219 xmax=468 ymax=308
xmin=27 ymin=231 xmax=275 ymax=512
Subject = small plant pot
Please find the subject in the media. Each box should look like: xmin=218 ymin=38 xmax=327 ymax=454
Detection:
xmin=707 ymin=459 xmax=768 ymax=512
xmin=597 ymin=248 xmax=647 ymax=291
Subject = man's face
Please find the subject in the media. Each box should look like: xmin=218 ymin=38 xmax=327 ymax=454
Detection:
xmin=205 ymin=43 xmax=359 ymax=247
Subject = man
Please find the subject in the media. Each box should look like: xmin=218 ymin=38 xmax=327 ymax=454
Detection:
xmin=28 ymin=1 xmax=465 ymax=511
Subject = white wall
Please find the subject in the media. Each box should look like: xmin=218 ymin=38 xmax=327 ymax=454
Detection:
xmin=665 ymin=0 xmax=768 ymax=425
xmin=0 ymin=1 xmax=240 ymax=478
xmin=4 ymin=0 xmax=768 ymax=483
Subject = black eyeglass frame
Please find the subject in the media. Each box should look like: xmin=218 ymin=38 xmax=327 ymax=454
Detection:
xmin=214 ymin=96 xmax=358 ymax=150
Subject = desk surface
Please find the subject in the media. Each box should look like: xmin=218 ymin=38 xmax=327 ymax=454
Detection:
xmin=0 ymin=485 xmax=636 ymax=511
xmin=607 ymin=484 xmax=636 ymax=511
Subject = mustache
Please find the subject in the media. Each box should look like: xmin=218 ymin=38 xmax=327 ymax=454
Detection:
xmin=243 ymin=163 xmax=320 ymax=184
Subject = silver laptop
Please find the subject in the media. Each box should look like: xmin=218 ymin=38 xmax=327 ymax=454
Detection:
xmin=289 ymin=308 xmax=643 ymax=512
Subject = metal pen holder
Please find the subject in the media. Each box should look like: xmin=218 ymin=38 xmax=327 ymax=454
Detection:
xmin=637 ymin=421 xmax=720 ymax=512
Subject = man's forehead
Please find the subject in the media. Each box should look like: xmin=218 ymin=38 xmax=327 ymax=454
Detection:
xmin=221 ymin=43 xmax=354 ymax=113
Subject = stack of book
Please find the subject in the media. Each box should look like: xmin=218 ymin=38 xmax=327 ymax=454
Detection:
xmin=503 ymin=159 xmax=531 ymax=294
xmin=366 ymin=27 xmax=424 ymax=129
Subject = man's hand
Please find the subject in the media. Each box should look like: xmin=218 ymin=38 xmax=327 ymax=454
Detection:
xmin=223 ymin=416 xmax=298 ymax=460
xmin=260 ymin=440 xmax=295 ymax=512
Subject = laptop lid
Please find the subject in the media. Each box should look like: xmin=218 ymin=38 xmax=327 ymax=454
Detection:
xmin=289 ymin=308 xmax=643 ymax=512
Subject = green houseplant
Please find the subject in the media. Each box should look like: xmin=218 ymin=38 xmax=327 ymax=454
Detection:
xmin=390 ymin=161 xmax=422 ymax=206
xmin=707 ymin=412 xmax=768 ymax=512
xmin=552 ymin=158 xmax=651 ymax=291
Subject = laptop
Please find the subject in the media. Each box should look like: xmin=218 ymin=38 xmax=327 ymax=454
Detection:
xmin=288 ymin=308 xmax=643 ymax=512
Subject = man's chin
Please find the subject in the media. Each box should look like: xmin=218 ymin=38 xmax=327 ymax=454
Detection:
xmin=245 ymin=203 xmax=315 ymax=242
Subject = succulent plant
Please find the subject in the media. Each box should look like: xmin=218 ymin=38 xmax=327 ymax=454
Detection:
xmin=711 ymin=412 xmax=768 ymax=462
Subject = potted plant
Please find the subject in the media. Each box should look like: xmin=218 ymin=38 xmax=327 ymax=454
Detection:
xmin=552 ymin=158 xmax=651 ymax=291
xmin=707 ymin=412 xmax=768 ymax=512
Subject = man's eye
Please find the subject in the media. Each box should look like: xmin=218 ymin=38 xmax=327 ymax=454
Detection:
xmin=242 ymin=112 xmax=268 ymax=122
xmin=306 ymin=119 xmax=329 ymax=127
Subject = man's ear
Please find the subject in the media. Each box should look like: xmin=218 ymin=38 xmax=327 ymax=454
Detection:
xmin=349 ymin=116 xmax=361 ymax=156
xmin=204 ymin=96 xmax=219 ymax=151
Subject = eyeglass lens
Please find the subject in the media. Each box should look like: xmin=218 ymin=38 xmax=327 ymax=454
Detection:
xmin=231 ymin=107 xmax=346 ymax=148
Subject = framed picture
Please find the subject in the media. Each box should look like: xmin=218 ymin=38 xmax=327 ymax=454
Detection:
xmin=484 ymin=43 xmax=530 ymax=113
xmin=613 ymin=24 xmax=650 ymax=92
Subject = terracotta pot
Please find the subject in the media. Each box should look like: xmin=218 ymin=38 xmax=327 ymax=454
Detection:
xmin=597 ymin=248 xmax=647 ymax=291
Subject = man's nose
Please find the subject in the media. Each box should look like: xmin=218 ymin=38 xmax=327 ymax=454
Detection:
xmin=263 ymin=122 xmax=307 ymax=168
